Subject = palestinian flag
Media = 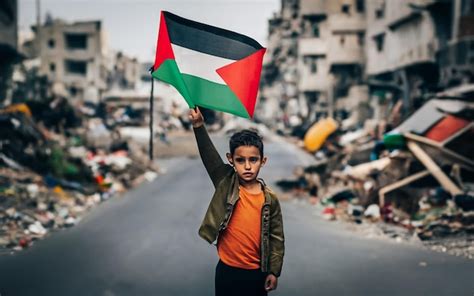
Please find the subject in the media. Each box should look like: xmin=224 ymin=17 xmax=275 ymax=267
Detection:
xmin=151 ymin=11 xmax=266 ymax=118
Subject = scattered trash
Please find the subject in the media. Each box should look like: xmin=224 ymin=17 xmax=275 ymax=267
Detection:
xmin=283 ymin=97 xmax=474 ymax=259
xmin=364 ymin=204 xmax=381 ymax=219
xmin=0 ymin=100 xmax=164 ymax=253
xmin=28 ymin=221 xmax=47 ymax=235
xmin=328 ymin=190 xmax=356 ymax=204
xmin=322 ymin=207 xmax=336 ymax=221
xmin=454 ymin=194 xmax=474 ymax=211
xmin=304 ymin=118 xmax=339 ymax=152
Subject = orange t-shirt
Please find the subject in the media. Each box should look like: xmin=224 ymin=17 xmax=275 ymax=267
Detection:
xmin=217 ymin=186 xmax=264 ymax=269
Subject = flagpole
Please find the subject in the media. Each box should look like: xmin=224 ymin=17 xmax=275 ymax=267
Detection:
xmin=149 ymin=67 xmax=154 ymax=161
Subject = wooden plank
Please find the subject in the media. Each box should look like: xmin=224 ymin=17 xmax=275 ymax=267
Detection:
xmin=407 ymin=141 xmax=463 ymax=196
xmin=379 ymin=170 xmax=430 ymax=207
xmin=404 ymin=132 xmax=474 ymax=169
xmin=404 ymin=132 xmax=442 ymax=147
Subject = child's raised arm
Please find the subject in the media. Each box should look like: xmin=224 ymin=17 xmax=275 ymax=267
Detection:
xmin=189 ymin=107 xmax=231 ymax=187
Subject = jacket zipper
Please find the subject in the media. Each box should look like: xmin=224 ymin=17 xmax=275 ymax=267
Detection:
xmin=260 ymin=201 xmax=270 ymax=273
xmin=224 ymin=186 xmax=240 ymax=230
xmin=215 ymin=200 xmax=236 ymax=244
xmin=260 ymin=205 xmax=265 ymax=272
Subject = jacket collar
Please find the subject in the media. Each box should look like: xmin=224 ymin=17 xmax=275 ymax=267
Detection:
xmin=228 ymin=172 xmax=272 ymax=206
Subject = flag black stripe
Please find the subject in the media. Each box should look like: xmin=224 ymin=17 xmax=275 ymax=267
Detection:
xmin=164 ymin=11 xmax=263 ymax=61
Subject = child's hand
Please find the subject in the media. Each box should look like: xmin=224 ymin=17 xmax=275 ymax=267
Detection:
xmin=189 ymin=107 xmax=204 ymax=128
xmin=265 ymin=274 xmax=278 ymax=292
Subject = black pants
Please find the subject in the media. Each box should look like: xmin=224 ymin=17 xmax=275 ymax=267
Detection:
xmin=215 ymin=260 xmax=268 ymax=296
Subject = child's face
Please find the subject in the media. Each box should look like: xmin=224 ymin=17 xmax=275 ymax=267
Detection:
xmin=226 ymin=145 xmax=267 ymax=183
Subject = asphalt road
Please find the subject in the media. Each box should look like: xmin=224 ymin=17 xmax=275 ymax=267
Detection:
xmin=0 ymin=134 xmax=473 ymax=296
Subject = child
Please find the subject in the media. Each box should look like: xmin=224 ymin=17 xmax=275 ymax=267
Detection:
xmin=189 ymin=107 xmax=285 ymax=296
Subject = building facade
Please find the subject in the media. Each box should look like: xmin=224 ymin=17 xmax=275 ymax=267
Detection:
xmin=365 ymin=0 xmax=441 ymax=117
xmin=0 ymin=0 xmax=20 ymax=104
xmin=298 ymin=0 xmax=366 ymax=122
xmin=437 ymin=0 xmax=474 ymax=90
xmin=257 ymin=0 xmax=300 ymax=127
xmin=262 ymin=0 xmax=473 ymax=133
xmin=260 ymin=0 xmax=368 ymax=130
xmin=32 ymin=19 xmax=108 ymax=103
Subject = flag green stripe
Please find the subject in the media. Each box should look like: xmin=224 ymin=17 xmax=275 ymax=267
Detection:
xmin=153 ymin=59 xmax=249 ymax=118
xmin=152 ymin=59 xmax=194 ymax=108
xmin=181 ymin=74 xmax=249 ymax=118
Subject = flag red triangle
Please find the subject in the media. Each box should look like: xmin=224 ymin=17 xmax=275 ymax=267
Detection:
xmin=153 ymin=11 xmax=175 ymax=71
xmin=216 ymin=48 xmax=266 ymax=118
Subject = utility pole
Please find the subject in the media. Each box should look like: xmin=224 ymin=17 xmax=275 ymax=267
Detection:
xmin=452 ymin=0 xmax=461 ymax=42
xmin=36 ymin=0 xmax=41 ymax=27
xmin=328 ymin=76 xmax=334 ymax=119
xmin=36 ymin=0 xmax=41 ymax=56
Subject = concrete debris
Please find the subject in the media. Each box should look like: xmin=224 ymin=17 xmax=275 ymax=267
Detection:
xmin=364 ymin=204 xmax=381 ymax=219
xmin=280 ymin=97 xmax=474 ymax=259
xmin=0 ymin=99 xmax=169 ymax=253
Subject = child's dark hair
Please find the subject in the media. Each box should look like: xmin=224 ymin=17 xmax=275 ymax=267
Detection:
xmin=229 ymin=129 xmax=264 ymax=157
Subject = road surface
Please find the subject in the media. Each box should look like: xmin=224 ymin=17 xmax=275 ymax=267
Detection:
xmin=1 ymin=134 xmax=472 ymax=295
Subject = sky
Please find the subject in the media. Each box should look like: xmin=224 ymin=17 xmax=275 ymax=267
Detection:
xmin=19 ymin=0 xmax=281 ymax=63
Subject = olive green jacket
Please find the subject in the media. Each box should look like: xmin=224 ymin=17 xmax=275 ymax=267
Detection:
xmin=193 ymin=125 xmax=284 ymax=277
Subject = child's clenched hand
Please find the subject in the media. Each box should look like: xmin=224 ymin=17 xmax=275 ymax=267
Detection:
xmin=265 ymin=274 xmax=278 ymax=292
xmin=189 ymin=107 xmax=204 ymax=128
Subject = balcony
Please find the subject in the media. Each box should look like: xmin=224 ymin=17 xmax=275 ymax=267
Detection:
xmin=438 ymin=37 xmax=474 ymax=68
xmin=328 ymin=14 xmax=365 ymax=33
xmin=300 ymin=0 xmax=326 ymax=18
xmin=64 ymin=49 xmax=96 ymax=61
xmin=298 ymin=38 xmax=327 ymax=56
xmin=395 ymin=40 xmax=437 ymax=68
xmin=299 ymin=73 xmax=328 ymax=92
xmin=327 ymin=35 xmax=364 ymax=65
xmin=438 ymin=37 xmax=474 ymax=86
xmin=366 ymin=52 xmax=391 ymax=76
xmin=387 ymin=11 xmax=422 ymax=31
xmin=328 ymin=48 xmax=364 ymax=65
xmin=384 ymin=0 xmax=439 ymax=31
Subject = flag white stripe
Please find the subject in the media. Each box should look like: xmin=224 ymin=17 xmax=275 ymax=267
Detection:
xmin=171 ymin=44 xmax=236 ymax=84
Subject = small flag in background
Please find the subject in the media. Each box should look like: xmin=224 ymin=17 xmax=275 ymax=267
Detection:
xmin=151 ymin=11 xmax=266 ymax=119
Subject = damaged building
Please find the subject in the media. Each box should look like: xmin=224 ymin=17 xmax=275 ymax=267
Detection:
xmin=0 ymin=0 xmax=21 ymax=105
xmin=299 ymin=0 xmax=367 ymax=123
xmin=257 ymin=0 xmax=300 ymax=128
xmin=260 ymin=0 xmax=369 ymax=132
xmin=31 ymin=19 xmax=109 ymax=103
xmin=437 ymin=0 xmax=474 ymax=93
xmin=107 ymin=51 xmax=140 ymax=90
xmin=366 ymin=0 xmax=474 ymax=119
xmin=261 ymin=0 xmax=473 ymax=134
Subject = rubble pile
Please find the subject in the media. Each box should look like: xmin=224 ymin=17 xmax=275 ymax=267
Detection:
xmin=278 ymin=97 xmax=474 ymax=258
xmin=0 ymin=100 xmax=160 ymax=253
xmin=0 ymin=168 xmax=102 ymax=252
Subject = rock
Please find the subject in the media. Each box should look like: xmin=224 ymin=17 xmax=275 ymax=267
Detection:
xmin=364 ymin=204 xmax=381 ymax=219
xmin=144 ymin=171 xmax=158 ymax=182
xmin=64 ymin=217 xmax=76 ymax=227
xmin=19 ymin=237 xmax=30 ymax=248
xmin=27 ymin=184 xmax=40 ymax=198
xmin=322 ymin=207 xmax=336 ymax=220
xmin=454 ymin=194 xmax=474 ymax=211
xmin=0 ymin=237 xmax=9 ymax=247
xmin=28 ymin=221 xmax=47 ymax=235
xmin=347 ymin=204 xmax=364 ymax=217
xmin=5 ymin=208 xmax=17 ymax=217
